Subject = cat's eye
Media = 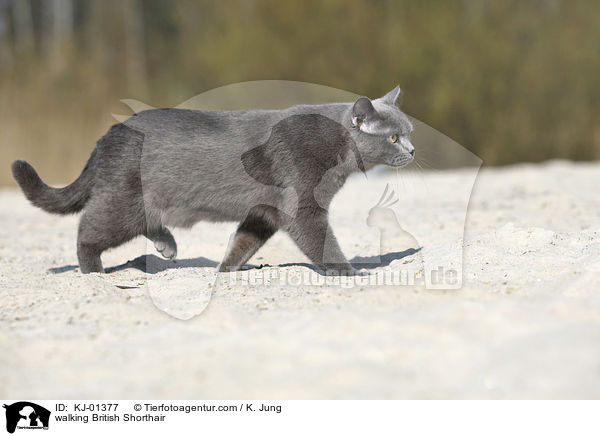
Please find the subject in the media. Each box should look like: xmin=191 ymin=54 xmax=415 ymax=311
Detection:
xmin=388 ymin=134 xmax=399 ymax=143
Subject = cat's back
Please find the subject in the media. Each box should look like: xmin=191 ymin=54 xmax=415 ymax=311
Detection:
xmin=123 ymin=108 xmax=233 ymax=139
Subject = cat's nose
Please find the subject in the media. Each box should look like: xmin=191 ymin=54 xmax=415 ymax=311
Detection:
xmin=400 ymin=137 xmax=415 ymax=156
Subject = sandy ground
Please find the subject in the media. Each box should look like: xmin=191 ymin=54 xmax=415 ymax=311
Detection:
xmin=1 ymin=160 xmax=600 ymax=399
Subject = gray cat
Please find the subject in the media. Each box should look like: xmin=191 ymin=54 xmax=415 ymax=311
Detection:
xmin=11 ymin=86 xmax=414 ymax=274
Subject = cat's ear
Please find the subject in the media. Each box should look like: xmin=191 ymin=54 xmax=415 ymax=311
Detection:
xmin=379 ymin=85 xmax=403 ymax=109
xmin=351 ymin=97 xmax=376 ymax=128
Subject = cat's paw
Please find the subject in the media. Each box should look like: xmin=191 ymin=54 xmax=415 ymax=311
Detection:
xmin=154 ymin=240 xmax=177 ymax=259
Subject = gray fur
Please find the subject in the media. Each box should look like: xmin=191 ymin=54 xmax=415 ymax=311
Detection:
xmin=11 ymin=87 xmax=414 ymax=274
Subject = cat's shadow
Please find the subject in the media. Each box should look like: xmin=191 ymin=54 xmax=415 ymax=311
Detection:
xmin=49 ymin=248 xmax=421 ymax=275
xmin=49 ymin=255 xmax=219 ymax=274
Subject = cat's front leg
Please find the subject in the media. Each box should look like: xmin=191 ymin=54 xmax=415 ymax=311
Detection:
xmin=287 ymin=206 xmax=356 ymax=275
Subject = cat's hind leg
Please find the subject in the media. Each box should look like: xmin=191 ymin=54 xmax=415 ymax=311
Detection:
xmin=146 ymin=227 xmax=177 ymax=259
xmin=218 ymin=212 xmax=277 ymax=272
xmin=77 ymin=194 xmax=147 ymax=273
xmin=77 ymin=208 xmax=144 ymax=274
xmin=77 ymin=211 xmax=109 ymax=273
xmin=77 ymin=235 xmax=104 ymax=274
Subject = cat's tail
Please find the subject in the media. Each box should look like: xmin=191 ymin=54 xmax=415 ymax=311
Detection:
xmin=11 ymin=150 xmax=96 ymax=215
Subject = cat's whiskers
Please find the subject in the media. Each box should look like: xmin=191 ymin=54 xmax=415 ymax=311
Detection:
xmin=413 ymin=159 xmax=431 ymax=195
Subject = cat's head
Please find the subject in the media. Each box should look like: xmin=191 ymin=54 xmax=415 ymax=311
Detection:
xmin=348 ymin=86 xmax=414 ymax=169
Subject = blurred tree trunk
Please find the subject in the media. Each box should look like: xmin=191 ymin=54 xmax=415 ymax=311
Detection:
xmin=11 ymin=0 xmax=34 ymax=52
xmin=0 ymin=0 xmax=12 ymax=71
xmin=43 ymin=0 xmax=74 ymax=71
xmin=123 ymin=0 xmax=147 ymax=95
xmin=84 ymin=0 xmax=110 ymax=72
xmin=52 ymin=0 xmax=74 ymax=37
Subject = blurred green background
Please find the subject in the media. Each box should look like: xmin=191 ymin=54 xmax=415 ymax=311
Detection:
xmin=1 ymin=0 xmax=599 ymax=186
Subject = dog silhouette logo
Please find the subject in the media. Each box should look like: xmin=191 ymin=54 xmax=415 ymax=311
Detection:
xmin=3 ymin=402 xmax=50 ymax=433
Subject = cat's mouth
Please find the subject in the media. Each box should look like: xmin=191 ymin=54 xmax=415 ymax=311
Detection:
xmin=389 ymin=154 xmax=414 ymax=168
